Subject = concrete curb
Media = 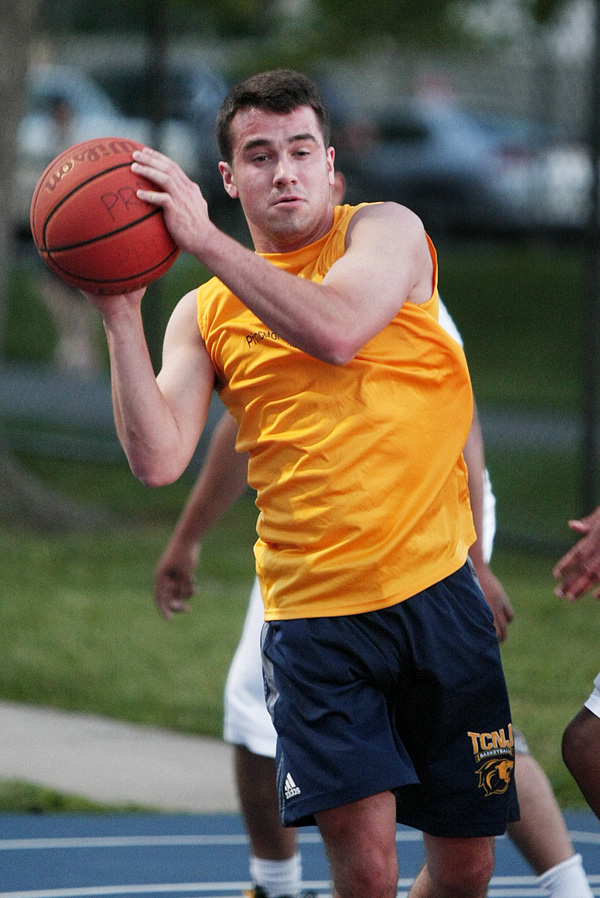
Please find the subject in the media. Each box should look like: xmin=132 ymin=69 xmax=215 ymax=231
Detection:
xmin=0 ymin=701 xmax=238 ymax=813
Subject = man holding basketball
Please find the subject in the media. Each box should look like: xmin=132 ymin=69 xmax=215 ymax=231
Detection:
xmin=84 ymin=70 xmax=518 ymax=898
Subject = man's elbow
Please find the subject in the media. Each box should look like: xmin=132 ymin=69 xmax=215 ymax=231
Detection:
xmin=129 ymin=456 xmax=185 ymax=488
xmin=136 ymin=470 xmax=178 ymax=489
xmin=311 ymin=331 xmax=360 ymax=366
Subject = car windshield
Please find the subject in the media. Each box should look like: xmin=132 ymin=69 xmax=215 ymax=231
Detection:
xmin=94 ymin=68 xmax=226 ymax=122
xmin=28 ymin=66 xmax=118 ymax=118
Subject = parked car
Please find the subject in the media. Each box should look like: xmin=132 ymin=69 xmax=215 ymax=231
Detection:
xmin=524 ymin=140 xmax=591 ymax=230
xmin=333 ymin=98 xmax=570 ymax=238
xmin=90 ymin=62 xmax=229 ymax=206
xmin=13 ymin=64 xmax=199 ymax=237
xmin=468 ymin=111 xmax=590 ymax=232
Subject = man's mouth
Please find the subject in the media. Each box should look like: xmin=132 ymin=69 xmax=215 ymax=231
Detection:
xmin=275 ymin=195 xmax=302 ymax=204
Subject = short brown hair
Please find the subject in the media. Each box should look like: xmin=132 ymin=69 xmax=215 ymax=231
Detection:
xmin=215 ymin=69 xmax=331 ymax=164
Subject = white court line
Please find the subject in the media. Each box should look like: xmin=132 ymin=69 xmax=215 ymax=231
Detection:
xmin=2 ymin=883 xmax=600 ymax=898
xmin=570 ymin=829 xmax=600 ymax=844
xmin=0 ymin=884 xmax=250 ymax=898
xmin=4 ymin=883 xmax=599 ymax=898
xmin=0 ymin=880 xmax=569 ymax=898
xmin=0 ymin=829 xmax=423 ymax=852
xmin=0 ymin=836 xmax=250 ymax=851
xmin=0 ymin=884 xmax=252 ymax=898
xmin=1 ymin=828 xmax=598 ymax=898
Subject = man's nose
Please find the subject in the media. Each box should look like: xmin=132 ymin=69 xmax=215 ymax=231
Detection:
xmin=273 ymin=156 xmax=297 ymax=186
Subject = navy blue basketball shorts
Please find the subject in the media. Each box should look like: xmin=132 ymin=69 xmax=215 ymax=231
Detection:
xmin=261 ymin=561 xmax=520 ymax=838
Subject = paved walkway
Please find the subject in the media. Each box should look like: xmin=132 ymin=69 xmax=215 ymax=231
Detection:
xmin=0 ymin=701 xmax=238 ymax=813
xmin=0 ymin=364 xmax=227 ymax=467
xmin=0 ymin=363 xmax=582 ymax=462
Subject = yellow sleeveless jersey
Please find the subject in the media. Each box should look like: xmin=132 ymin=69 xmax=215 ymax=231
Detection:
xmin=197 ymin=203 xmax=475 ymax=620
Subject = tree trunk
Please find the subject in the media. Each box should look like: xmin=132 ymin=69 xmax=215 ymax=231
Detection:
xmin=0 ymin=449 xmax=113 ymax=531
xmin=0 ymin=1 xmax=115 ymax=531
xmin=0 ymin=0 xmax=39 ymax=340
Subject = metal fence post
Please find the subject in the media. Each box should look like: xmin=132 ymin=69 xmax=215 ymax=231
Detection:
xmin=582 ymin=0 xmax=600 ymax=516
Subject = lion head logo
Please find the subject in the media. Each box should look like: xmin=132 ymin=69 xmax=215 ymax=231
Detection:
xmin=476 ymin=757 xmax=514 ymax=796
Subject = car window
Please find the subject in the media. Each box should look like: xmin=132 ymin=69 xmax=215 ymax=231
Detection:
xmin=377 ymin=117 xmax=429 ymax=143
xmin=95 ymin=68 xmax=226 ymax=124
xmin=27 ymin=67 xmax=118 ymax=119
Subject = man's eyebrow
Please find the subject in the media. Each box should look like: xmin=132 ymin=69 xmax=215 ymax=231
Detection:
xmin=288 ymin=133 xmax=318 ymax=143
xmin=242 ymin=133 xmax=319 ymax=152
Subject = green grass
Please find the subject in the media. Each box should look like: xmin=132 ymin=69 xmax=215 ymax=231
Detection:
xmin=0 ymin=528 xmax=242 ymax=732
xmin=438 ymin=239 xmax=584 ymax=409
xmin=0 ymin=457 xmax=257 ymax=735
xmin=487 ymin=448 xmax=582 ymax=546
xmin=492 ymin=547 xmax=599 ymax=808
xmin=0 ymin=781 xmax=153 ymax=813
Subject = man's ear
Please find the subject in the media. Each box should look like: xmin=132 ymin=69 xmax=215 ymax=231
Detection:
xmin=219 ymin=161 xmax=239 ymax=199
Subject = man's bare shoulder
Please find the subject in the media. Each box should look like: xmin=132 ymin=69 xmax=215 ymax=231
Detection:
xmin=171 ymin=288 xmax=200 ymax=319
xmin=164 ymin=289 xmax=204 ymax=344
xmin=348 ymin=200 xmax=425 ymax=234
xmin=342 ymin=202 xmax=432 ymax=306
xmin=344 ymin=202 xmax=428 ymax=260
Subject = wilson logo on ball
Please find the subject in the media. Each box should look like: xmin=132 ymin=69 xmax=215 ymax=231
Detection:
xmin=39 ymin=139 xmax=141 ymax=196
xmin=30 ymin=137 xmax=180 ymax=295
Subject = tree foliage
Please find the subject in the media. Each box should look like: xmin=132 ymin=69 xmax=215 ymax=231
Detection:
xmin=530 ymin=0 xmax=569 ymax=23
xmin=37 ymin=0 xmax=572 ymax=43
xmin=307 ymin=0 xmax=572 ymax=54
xmin=0 ymin=0 xmax=120 ymax=531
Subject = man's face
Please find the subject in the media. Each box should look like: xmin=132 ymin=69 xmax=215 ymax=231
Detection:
xmin=219 ymin=104 xmax=336 ymax=252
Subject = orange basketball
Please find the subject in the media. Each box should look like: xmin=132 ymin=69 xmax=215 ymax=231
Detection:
xmin=30 ymin=137 xmax=180 ymax=294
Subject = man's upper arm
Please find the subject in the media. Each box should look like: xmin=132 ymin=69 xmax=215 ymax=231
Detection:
xmin=320 ymin=203 xmax=434 ymax=357
xmin=157 ymin=289 xmax=216 ymax=465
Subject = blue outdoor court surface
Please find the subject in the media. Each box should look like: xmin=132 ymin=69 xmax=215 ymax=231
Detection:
xmin=2 ymin=811 xmax=600 ymax=898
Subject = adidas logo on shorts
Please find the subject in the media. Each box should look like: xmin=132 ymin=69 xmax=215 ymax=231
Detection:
xmin=284 ymin=771 xmax=301 ymax=799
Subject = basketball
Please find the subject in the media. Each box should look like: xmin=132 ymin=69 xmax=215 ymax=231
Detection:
xmin=30 ymin=137 xmax=180 ymax=294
